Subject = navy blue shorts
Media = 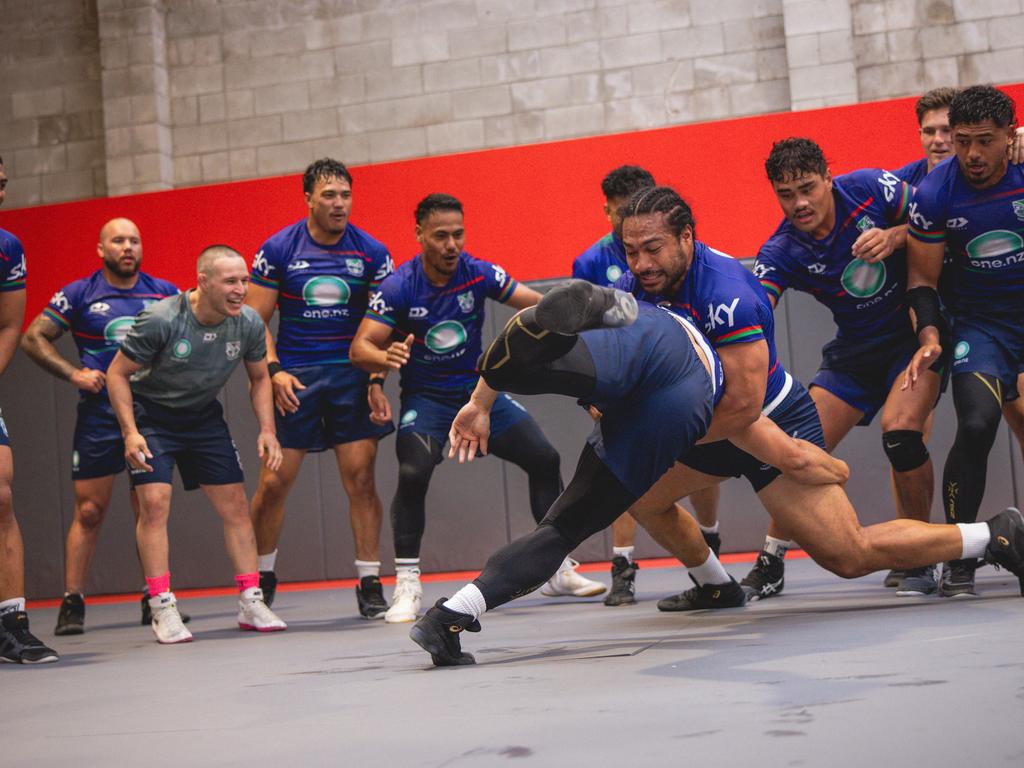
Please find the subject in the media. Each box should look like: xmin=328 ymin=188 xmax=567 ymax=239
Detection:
xmin=275 ymin=364 xmax=395 ymax=452
xmin=72 ymin=396 xmax=125 ymax=480
xmin=579 ymin=308 xmax=715 ymax=499
xmin=0 ymin=408 xmax=9 ymax=448
xmin=398 ymin=388 xmax=532 ymax=448
xmin=680 ymin=376 xmax=825 ymax=493
xmin=129 ymin=397 xmax=244 ymax=491
xmin=951 ymin=313 xmax=1024 ymax=402
xmin=812 ymin=329 xmax=948 ymax=425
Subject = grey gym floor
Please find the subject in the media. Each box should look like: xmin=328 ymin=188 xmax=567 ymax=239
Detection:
xmin=7 ymin=558 xmax=1024 ymax=767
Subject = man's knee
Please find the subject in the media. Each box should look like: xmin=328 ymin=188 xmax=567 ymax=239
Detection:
xmin=882 ymin=430 xmax=929 ymax=472
xmin=75 ymin=498 xmax=107 ymax=531
xmin=813 ymin=542 xmax=871 ymax=580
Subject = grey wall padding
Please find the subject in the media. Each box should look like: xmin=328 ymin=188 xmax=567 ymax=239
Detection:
xmin=7 ymin=273 xmax=1021 ymax=598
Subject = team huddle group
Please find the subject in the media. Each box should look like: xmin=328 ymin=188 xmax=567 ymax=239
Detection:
xmin=1 ymin=84 xmax=1023 ymax=667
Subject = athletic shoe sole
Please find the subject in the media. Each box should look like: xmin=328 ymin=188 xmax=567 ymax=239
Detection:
xmin=238 ymin=623 xmax=286 ymax=632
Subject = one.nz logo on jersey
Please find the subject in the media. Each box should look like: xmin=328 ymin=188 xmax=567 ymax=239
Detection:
xmin=840 ymin=259 xmax=886 ymax=298
xmin=104 ymin=316 xmax=136 ymax=344
xmin=425 ymin=320 xmax=467 ymax=354
xmin=303 ymin=275 xmax=351 ymax=307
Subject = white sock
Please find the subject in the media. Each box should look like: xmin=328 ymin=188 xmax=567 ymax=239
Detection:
xmin=395 ymin=558 xmax=421 ymax=578
xmin=699 ymin=522 xmax=720 ymax=534
xmin=443 ymin=584 xmax=487 ymax=620
xmin=355 ymin=560 xmax=381 ymax=579
xmin=957 ymin=523 xmax=990 ymax=559
xmin=258 ymin=550 xmax=278 ymax=572
xmin=0 ymin=597 xmax=25 ymax=616
xmin=689 ymin=551 xmax=731 ymax=586
xmin=612 ymin=546 xmax=634 ymax=563
xmin=763 ymin=536 xmax=793 ymax=559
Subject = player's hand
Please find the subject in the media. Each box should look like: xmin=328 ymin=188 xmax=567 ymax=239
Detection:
xmin=257 ymin=430 xmax=283 ymax=472
xmin=587 ymin=405 xmax=603 ymax=421
xmin=851 ymin=227 xmax=896 ymax=263
xmin=271 ymin=370 xmax=305 ymax=415
xmin=124 ymin=431 xmax=153 ymax=472
xmin=448 ymin=400 xmax=491 ymax=463
xmin=367 ymin=385 xmax=392 ymax=425
xmin=71 ymin=367 xmax=106 ymax=394
xmin=901 ymin=343 xmax=942 ymax=391
xmin=383 ymin=333 xmax=414 ymax=370
xmin=1010 ymin=127 xmax=1024 ymax=164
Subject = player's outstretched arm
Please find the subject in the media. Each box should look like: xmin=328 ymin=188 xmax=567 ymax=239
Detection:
xmin=903 ymin=238 xmax=946 ymax=390
xmin=245 ymin=357 xmax=282 ymax=471
xmin=351 ymin=315 xmax=413 ymax=373
xmin=730 ymin=414 xmax=849 ymax=485
xmin=448 ymin=378 xmax=499 ymax=463
xmin=106 ymin=350 xmax=152 ymax=472
xmin=20 ymin=313 xmax=104 ymax=392
xmin=698 ymin=340 xmax=768 ymax=443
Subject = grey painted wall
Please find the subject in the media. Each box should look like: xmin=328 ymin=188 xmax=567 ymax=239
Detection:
xmin=7 ymin=271 xmax=1022 ymax=599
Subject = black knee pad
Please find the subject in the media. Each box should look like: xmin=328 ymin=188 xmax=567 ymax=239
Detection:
xmin=882 ymin=430 xmax=929 ymax=472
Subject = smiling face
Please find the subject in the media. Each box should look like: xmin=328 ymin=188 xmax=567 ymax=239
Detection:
xmin=417 ymin=209 xmax=465 ymax=284
xmin=771 ymin=170 xmax=836 ymax=239
xmin=919 ymin=106 xmax=953 ymax=171
xmin=98 ymin=218 xmax=142 ymax=279
xmin=953 ymin=118 xmax=1014 ymax=189
xmin=306 ymin=175 xmax=352 ymax=243
xmin=199 ymin=254 xmax=249 ymax=318
xmin=621 ymin=211 xmax=692 ymax=296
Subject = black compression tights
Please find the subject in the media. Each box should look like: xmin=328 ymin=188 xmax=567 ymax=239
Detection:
xmin=473 ymin=443 xmax=636 ymax=610
xmin=943 ymin=372 xmax=1006 ymax=524
xmin=390 ymin=417 xmax=565 ymax=559
xmin=478 ymin=307 xmax=596 ymax=398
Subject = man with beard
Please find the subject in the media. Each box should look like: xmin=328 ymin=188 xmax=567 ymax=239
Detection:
xmin=22 ymin=218 xmax=180 ymax=634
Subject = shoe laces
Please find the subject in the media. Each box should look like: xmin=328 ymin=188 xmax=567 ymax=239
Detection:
xmin=156 ymin=603 xmax=187 ymax=635
xmin=243 ymin=598 xmax=277 ymax=623
xmin=393 ymin=574 xmax=421 ymax=600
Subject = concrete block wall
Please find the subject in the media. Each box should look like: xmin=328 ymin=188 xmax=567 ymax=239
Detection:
xmin=1 ymin=0 xmax=1023 ymax=199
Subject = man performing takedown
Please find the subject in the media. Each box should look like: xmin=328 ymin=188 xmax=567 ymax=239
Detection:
xmin=106 ymin=245 xmax=287 ymax=644
xmin=407 ymin=286 xmax=1024 ymax=667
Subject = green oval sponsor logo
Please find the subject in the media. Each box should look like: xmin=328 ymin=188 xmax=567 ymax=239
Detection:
xmin=425 ymin=320 xmax=467 ymax=354
xmin=605 ymin=264 xmax=622 ymax=284
xmin=965 ymin=230 xmax=1023 ymax=260
xmin=172 ymin=339 xmax=192 ymax=359
xmin=303 ymin=276 xmax=350 ymax=306
xmin=400 ymin=409 xmax=417 ymax=425
xmin=104 ymin=316 xmax=136 ymax=344
xmin=954 ymin=341 xmax=970 ymax=360
xmin=840 ymin=259 xmax=886 ymax=298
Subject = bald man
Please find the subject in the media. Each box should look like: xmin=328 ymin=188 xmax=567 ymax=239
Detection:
xmin=106 ymin=245 xmax=286 ymax=644
xmin=22 ymin=219 xmax=180 ymax=634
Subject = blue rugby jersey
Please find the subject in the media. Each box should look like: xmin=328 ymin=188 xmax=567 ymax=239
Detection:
xmin=893 ymin=158 xmax=929 ymax=188
xmin=0 ymin=228 xmax=26 ymax=295
xmin=44 ymin=270 xmax=178 ymax=374
xmin=366 ymin=252 xmax=517 ymax=394
xmin=908 ymin=157 xmax=1024 ymax=317
xmin=251 ymin=220 xmax=394 ymax=368
xmin=754 ymin=169 xmax=912 ymax=341
xmin=617 ymin=240 xmax=792 ymax=412
xmin=573 ymin=231 xmax=628 ymax=287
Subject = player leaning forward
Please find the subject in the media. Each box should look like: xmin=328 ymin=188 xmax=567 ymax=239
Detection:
xmin=106 ymin=245 xmax=287 ymax=643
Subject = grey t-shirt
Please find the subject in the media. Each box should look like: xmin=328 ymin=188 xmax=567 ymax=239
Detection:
xmin=120 ymin=291 xmax=267 ymax=411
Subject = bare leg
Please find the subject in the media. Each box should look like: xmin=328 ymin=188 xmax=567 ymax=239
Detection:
xmin=64 ymin=475 xmax=116 ymax=594
xmin=610 ymin=513 xmax=636 ymax=548
xmin=334 ymin=438 xmax=383 ymax=562
xmin=204 ymin=483 xmax=259 ymax=575
xmin=249 ymin=447 xmax=306 ymax=555
xmin=134 ymin=482 xmax=173 ymax=577
xmin=879 ymin=368 xmax=940 ymax=523
xmin=0 ymin=446 xmax=23 ymax=601
xmin=688 ymin=485 xmax=720 ymax=528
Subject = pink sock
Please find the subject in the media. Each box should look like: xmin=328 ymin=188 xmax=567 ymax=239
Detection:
xmin=235 ymin=572 xmax=259 ymax=592
xmin=146 ymin=572 xmax=170 ymax=597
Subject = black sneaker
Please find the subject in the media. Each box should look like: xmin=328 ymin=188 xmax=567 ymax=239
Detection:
xmin=259 ymin=570 xmax=278 ymax=607
xmin=604 ymin=556 xmax=638 ymax=606
xmin=702 ymin=530 xmax=722 ymax=557
xmin=55 ymin=593 xmax=85 ymax=635
xmin=140 ymin=591 xmax=192 ymax=625
xmin=895 ymin=566 xmax=938 ymax=596
xmin=657 ymin=576 xmax=746 ymax=611
xmin=985 ymin=507 xmax=1024 ymax=594
xmin=356 ymin=575 xmax=388 ymax=619
xmin=883 ymin=570 xmax=905 ymax=588
xmin=409 ymin=599 xmax=481 ymax=667
xmin=939 ymin=559 xmax=978 ymax=598
xmin=535 ymin=281 xmax=638 ymax=334
xmin=740 ymin=550 xmax=785 ymax=601
xmin=0 ymin=611 xmax=59 ymax=664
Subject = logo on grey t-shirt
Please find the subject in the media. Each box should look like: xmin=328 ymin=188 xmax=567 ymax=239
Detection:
xmin=172 ymin=339 xmax=192 ymax=359
xmin=226 ymin=341 xmax=241 ymax=360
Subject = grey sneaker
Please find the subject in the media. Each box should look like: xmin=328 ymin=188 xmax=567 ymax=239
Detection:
xmin=883 ymin=569 xmax=904 ymax=588
xmin=895 ymin=566 xmax=938 ymax=596
xmin=939 ymin=559 xmax=978 ymax=598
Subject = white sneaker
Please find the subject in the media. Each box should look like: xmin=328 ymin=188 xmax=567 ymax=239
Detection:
xmin=384 ymin=572 xmax=422 ymax=623
xmin=237 ymin=593 xmax=287 ymax=632
xmin=541 ymin=558 xmax=608 ymax=597
xmin=150 ymin=593 xmax=193 ymax=644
